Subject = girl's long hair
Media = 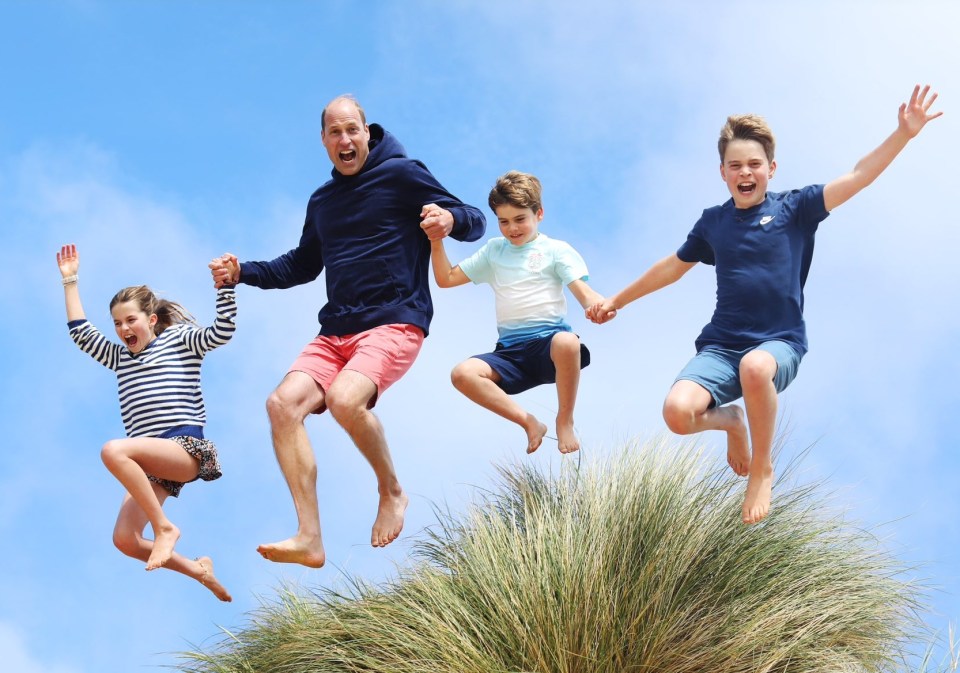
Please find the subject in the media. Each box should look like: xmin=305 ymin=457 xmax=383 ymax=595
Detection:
xmin=109 ymin=285 xmax=196 ymax=335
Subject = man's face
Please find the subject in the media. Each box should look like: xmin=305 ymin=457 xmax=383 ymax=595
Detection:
xmin=720 ymin=138 xmax=776 ymax=209
xmin=321 ymin=100 xmax=371 ymax=176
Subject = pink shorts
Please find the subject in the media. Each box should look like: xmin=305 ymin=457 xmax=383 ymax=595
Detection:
xmin=289 ymin=323 xmax=425 ymax=411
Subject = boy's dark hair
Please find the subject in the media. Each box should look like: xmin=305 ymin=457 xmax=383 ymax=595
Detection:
xmin=488 ymin=170 xmax=543 ymax=213
xmin=321 ymin=94 xmax=366 ymax=132
xmin=109 ymin=286 xmax=196 ymax=335
xmin=718 ymin=114 xmax=776 ymax=163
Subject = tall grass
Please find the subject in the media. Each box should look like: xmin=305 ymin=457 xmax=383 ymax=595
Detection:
xmin=178 ymin=436 xmax=938 ymax=673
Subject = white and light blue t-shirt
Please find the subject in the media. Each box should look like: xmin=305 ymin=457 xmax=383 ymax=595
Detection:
xmin=458 ymin=233 xmax=588 ymax=347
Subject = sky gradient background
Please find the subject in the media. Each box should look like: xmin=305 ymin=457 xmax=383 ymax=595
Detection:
xmin=1 ymin=2 xmax=958 ymax=671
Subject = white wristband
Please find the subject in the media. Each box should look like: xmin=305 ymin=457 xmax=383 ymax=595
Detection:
xmin=62 ymin=275 xmax=78 ymax=286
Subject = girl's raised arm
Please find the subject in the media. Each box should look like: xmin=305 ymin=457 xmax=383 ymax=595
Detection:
xmin=56 ymin=244 xmax=86 ymax=322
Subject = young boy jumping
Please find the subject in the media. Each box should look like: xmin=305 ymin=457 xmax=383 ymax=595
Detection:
xmin=427 ymin=170 xmax=605 ymax=454
xmin=589 ymin=84 xmax=941 ymax=524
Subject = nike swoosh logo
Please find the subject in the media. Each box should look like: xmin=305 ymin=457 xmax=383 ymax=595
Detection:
xmin=759 ymin=216 xmax=774 ymax=226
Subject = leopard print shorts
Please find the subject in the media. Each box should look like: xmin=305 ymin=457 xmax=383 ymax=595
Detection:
xmin=148 ymin=435 xmax=222 ymax=498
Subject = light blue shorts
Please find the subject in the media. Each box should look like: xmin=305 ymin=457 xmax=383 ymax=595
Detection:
xmin=675 ymin=340 xmax=803 ymax=408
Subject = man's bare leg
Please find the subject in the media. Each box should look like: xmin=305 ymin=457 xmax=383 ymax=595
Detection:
xmin=451 ymin=358 xmax=548 ymax=454
xmin=258 ymin=371 xmax=327 ymax=568
xmin=551 ymin=332 xmax=582 ymax=454
xmin=113 ymin=492 xmax=232 ymax=601
xmin=100 ymin=437 xmax=201 ymax=570
xmin=662 ymin=380 xmax=751 ymax=476
xmin=738 ymin=350 xmax=779 ymax=525
xmin=326 ymin=370 xmax=409 ymax=547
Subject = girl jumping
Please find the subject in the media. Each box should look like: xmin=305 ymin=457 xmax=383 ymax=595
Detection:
xmin=57 ymin=243 xmax=236 ymax=602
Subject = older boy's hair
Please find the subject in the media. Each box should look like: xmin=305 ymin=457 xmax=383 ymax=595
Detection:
xmin=321 ymin=94 xmax=366 ymax=131
xmin=718 ymin=114 xmax=776 ymax=163
xmin=488 ymin=170 xmax=543 ymax=213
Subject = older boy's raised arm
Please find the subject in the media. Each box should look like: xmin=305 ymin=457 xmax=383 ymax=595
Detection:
xmin=823 ymin=84 xmax=941 ymax=213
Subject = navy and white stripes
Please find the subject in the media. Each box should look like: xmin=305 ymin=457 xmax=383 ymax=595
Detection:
xmin=68 ymin=288 xmax=237 ymax=438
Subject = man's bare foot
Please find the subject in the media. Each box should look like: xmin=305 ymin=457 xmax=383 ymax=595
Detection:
xmin=523 ymin=415 xmax=549 ymax=454
xmin=556 ymin=419 xmax=580 ymax=454
xmin=195 ymin=556 xmax=233 ymax=602
xmin=257 ymin=535 xmax=326 ymax=568
xmin=146 ymin=524 xmax=180 ymax=571
xmin=742 ymin=465 xmax=774 ymax=525
xmin=372 ymin=490 xmax=409 ymax=547
xmin=719 ymin=405 xmax=750 ymax=476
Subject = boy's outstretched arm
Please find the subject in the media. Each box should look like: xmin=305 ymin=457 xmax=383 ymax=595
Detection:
xmin=428 ymin=238 xmax=470 ymax=288
xmin=567 ymin=279 xmax=606 ymax=311
xmin=823 ymin=84 xmax=941 ymax=212
xmin=587 ymin=253 xmax=695 ymax=324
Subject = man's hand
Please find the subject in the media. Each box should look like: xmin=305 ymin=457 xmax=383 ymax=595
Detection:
xmin=209 ymin=252 xmax=240 ymax=288
xmin=587 ymin=299 xmax=619 ymax=324
xmin=420 ymin=204 xmax=454 ymax=241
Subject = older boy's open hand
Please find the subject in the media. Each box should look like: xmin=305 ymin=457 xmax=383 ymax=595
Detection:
xmin=900 ymin=84 xmax=942 ymax=138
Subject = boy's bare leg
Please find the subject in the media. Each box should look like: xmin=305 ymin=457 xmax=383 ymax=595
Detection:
xmin=326 ymin=370 xmax=408 ymax=547
xmin=551 ymin=332 xmax=582 ymax=454
xmin=258 ymin=371 xmax=327 ymax=568
xmin=738 ymin=350 xmax=779 ymax=525
xmin=113 ymin=491 xmax=232 ymax=601
xmin=100 ymin=437 xmax=201 ymax=570
xmin=451 ymin=358 xmax=548 ymax=454
xmin=662 ymin=380 xmax=750 ymax=476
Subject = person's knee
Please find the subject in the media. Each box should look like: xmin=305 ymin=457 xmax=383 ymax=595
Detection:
xmin=112 ymin=528 xmax=140 ymax=558
xmin=100 ymin=440 xmax=124 ymax=468
xmin=450 ymin=361 xmax=475 ymax=391
xmin=739 ymin=351 xmax=776 ymax=391
xmin=325 ymin=389 xmax=364 ymax=426
xmin=551 ymin=332 xmax=580 ymax=359
xmin=662 ymin=396 xmax=696 ymax=434
xmin=266 ymin=386 xmax=303 ymax=426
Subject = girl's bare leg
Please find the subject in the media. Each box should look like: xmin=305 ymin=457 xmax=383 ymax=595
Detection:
xmin=451 ymin=358 xmax=547 ymax=454
xmin=100 ymin=437 xmax=200 ymax=570
xmin=551 ymin=332 xmax=582 ymax=454
xmin=113 ymin=490 xmax=232 ymax=601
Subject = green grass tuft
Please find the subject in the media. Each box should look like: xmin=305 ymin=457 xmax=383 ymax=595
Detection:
xmin=177 ymin=436 xmax=942 ymax=673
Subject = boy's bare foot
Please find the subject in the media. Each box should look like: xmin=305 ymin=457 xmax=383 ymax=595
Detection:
xmin=556 ymin=419 xmax=580 ymax=454
xmin=257 ymin=535 xmax=326 ymax=568
xmin=146 ymin=524 xmax=180 ymax=571
xmin=372 ymin=490 xmax=409 ymax=547
xmin=523 ymin=415 xmax=549 ymax=454
xmin=195 ymin=556 xmax=233 ymax=602
xmin=719 ymin=405 xmax=750 ymax=476
xmin=742 ymin=465 xmax=774 ymax=525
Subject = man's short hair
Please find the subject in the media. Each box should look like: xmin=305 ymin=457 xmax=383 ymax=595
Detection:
xmin=718 ymin=114 xmax=776 ymax=163
xmin=321 ymin=95 xmax=366 ymax=131
xmin=488 ymin=170 xmax=543 ymax=213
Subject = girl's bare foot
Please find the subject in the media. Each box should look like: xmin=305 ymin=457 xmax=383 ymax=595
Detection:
xmin=195 ymin=557 xmax=232 ymax=602
xmin=556 ymin=419 xmax=580 ymax=454
xmin=372 ymin=490 xmax=409 ymax=547
xmin=523 ymin=415 xmax=549 ymax=454
xmin=257 ymin=535 xmax=326 ymax=568
xmin=742 ymin=465 xmax=774 ymax=525
xmin=718 ymin=405 xmax=750 ymax=476
xmin=146 ymin=524 xmax=180 ymax=570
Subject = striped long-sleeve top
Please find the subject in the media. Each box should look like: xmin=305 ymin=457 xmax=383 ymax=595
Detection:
xmin=68 ymin=288 xmax=237 ymax=438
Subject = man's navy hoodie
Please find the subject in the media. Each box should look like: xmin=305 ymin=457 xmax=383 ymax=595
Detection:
xmin=238 ymin=125 xmax=486 ymax=337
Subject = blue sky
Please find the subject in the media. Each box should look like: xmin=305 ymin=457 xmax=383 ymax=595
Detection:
xmin=1 ymin=1 xmax=958 ymax=671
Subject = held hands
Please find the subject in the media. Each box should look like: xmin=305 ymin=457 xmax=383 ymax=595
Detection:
xmin=420 ymin=204 xmax=454 ymax=241
xmin=899 ymin=84 xmax=942 ymax=139
xmin=57 ymin=243 xmax=79 ymax=279
xmin=209 ymin=253 xmax=240 ymax=288
xmin=586 ymin=299 xmax=618 ymax=325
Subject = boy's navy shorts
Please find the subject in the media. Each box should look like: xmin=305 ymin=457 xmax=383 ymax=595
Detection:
xmin=472 ymin=332 xmax=590 ymax=395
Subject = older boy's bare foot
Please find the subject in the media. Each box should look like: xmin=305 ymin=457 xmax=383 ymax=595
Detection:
xmin=742 ymin=466 xmax=774 ymax=525
xmin=524 ymin=416 xmax=549 ymax=454
xmin=257 ymin=535 xmax=326 ymax=568
xmin=556 ymin=420 xmax=580 ymax=454
xmin=719 ymin=405 xmax=750 ymax=476
xmin=372 ymin=490 xmax=409 ymax=547
xmin=146 ymin=524 xmax=180 ymax=570
xmin=195 ymin=556 xmax=232 ymax=602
